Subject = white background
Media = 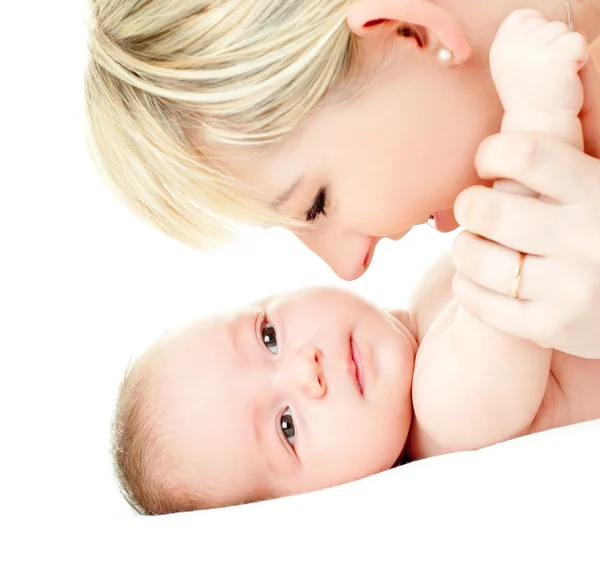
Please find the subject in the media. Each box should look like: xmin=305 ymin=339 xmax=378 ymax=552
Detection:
xmin=1 ymin=0 xmax=451 ymax=530
xmin=3 ymin=2 xmax=599 ymax=563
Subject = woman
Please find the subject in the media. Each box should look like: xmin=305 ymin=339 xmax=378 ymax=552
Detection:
xmin=85 ymin=0 xmax=600 ymax=358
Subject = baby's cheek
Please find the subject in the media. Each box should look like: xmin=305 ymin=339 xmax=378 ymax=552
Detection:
xmin=352 ymin=417 xmax=405 ymax=472
xmin=374 ymin=396 xmax=412 ymax=454
xmin=305 ymin=404 xmax=406 ymax=487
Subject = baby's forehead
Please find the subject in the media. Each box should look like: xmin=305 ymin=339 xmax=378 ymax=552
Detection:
xmin=151 ymin=305 xmax=259 ymax=377
xmin=164 ymin=305 xmax=256 ymax=340
xmin=148 ymin=314 xmax=247 ymax=431
xmin=165 ymin=295 xmax=286 ymax=342
xmin=147 ymin=291 xmax=305 ymax=396
xmin=146 ymin=309 xmax=276 ymax=505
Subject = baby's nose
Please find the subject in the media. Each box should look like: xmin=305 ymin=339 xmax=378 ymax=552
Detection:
xmin=284 ymin=346 xmax=326 ymax=399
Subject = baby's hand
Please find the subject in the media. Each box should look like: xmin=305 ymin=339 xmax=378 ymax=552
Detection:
xmin=490 ymin=9 xmax=589 ymax=116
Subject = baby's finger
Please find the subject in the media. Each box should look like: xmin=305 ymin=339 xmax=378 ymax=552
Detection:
xmin=580 ymin=55 xmax=600 ymax=159
xmin=454 ymin=187 xmax=567 ymax=257
xmin=475 ymin=132 xmax=596 ymax=204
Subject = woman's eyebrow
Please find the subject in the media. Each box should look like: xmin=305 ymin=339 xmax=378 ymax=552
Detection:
xmin=272 ymin=176 xmax=303 ymax=209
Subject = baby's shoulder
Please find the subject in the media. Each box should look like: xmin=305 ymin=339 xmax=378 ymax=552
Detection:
xmin=409 ymin=251 xmax=456 ymax=341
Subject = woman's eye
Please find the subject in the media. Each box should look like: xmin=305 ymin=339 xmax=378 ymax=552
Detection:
xmin=305 ymin=187 xmax=328 ymax=223
xmin=261 ymin=320 xmax=278 ymax=354
xmin=280 ymin=408 xmax=296 ymax=446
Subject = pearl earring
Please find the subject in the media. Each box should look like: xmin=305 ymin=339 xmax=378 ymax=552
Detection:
xmin=437 ymin=47 xmax=453 ymax=63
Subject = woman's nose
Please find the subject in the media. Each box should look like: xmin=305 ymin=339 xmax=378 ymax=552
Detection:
xmin=283 ymin=346 xmax=326 ymax=399
xmin=295 ymin=230 xmax=378 ymax=281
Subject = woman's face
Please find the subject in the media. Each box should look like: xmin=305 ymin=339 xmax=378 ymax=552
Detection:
xmin=222 ymin=36 xmax=503 ymax=280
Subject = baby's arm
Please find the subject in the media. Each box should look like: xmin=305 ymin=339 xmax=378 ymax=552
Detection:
xmin=410 ymin=12 xmax=588 ymax=457
xmin=491 ymin=10 xmax=587 ymax=197
xmin=409 ymin=254 xmax=551 ymax=456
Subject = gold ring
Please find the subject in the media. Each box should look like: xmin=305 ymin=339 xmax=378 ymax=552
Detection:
xmin=510 ymin=252 xmax=526 ymax=300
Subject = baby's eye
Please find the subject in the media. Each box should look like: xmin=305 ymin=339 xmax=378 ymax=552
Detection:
xmin=261 ymin=320 xmax=278 ymax=354
xmin=280 ymin=408 xmax=295 ymax=446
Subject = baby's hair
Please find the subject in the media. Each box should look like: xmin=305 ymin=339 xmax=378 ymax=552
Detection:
xmin=85 ymin=0 xmax=359 ymax=249
xmin=112 ymin=347 xmax=272 ymax=515
xmin=112 ymin=354 xmax=197 ymax=515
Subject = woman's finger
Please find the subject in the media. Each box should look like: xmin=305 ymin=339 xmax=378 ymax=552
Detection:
xmin=451 ymin=273 xmax=570 ymax=349
xmin=453 ymin=263 xmax=600 ymax=358
xmin=452 ymin=231 xmax=546 ymax=300
xmin=580 ymin=55 xmax=600 ymax=158
xmin=454 ymin=187 xmax=569 ymax=257
xmin=452 ymin=231 xmax=594 ymax=301
xmin=474 ymin=132 xmax=598 ymax=204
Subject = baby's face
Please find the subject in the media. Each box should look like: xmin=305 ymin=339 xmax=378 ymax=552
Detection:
xmin=150 ymin=287 xmax=417 ymax=507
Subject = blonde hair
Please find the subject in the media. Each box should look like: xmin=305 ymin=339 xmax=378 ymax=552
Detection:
xmin=85 ymin=0 xmax=359 ymax=249
xmin=112 ymin=356 xmax=181 ymax=515
xmin=113 ymin=352 xmax=211 ymax=515
xmin=112 ymin=351 xmax=270 ymax=515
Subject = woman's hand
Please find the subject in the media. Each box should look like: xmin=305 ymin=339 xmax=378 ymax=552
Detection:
xmin=451 ymin=59 xmax=600 ymax=359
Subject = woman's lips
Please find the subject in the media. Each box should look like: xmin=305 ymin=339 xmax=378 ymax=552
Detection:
xmin=388 ymin=209 xmax=459 ymax=242
xmin=363 ymin=242 xmax=377 ymax=271
xmin=350 ymin=336 xmax=365 ymax=396
xmin=428 ymin=209 xmax=459 ymax=233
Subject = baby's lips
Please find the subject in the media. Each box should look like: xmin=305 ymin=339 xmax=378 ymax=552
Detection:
xmin=428 ymin=209 xmax=459 ymax=233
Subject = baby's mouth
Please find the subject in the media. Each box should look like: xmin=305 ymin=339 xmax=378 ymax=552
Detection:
xmin=350 ymin=336 xmax=365 ymax=396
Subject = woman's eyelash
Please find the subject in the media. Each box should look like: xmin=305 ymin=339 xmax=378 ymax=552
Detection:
xmin=305 ymin=187 xmax=328 ymax=223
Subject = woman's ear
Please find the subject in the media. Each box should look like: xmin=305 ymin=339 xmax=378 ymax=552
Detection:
xmin=347 ymin=0 xmax=471 ymax=65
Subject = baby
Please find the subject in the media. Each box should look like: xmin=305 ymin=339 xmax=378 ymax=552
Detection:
xmin=112 ymin=11 xmax=600 ymax=515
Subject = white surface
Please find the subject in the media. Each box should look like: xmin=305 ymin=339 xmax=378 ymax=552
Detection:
xmin=147 ymin=420 xmax=600 ymax=564
xmin=2 ymin=2 xmax=599 ymax=564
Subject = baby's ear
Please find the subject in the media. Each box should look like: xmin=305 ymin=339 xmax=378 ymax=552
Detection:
xmin=346 ymin=0 xmax=471 ymax=64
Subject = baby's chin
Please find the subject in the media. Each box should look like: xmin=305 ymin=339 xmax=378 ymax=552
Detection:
xmin=384 ymin=310 xmax=418 ymax=355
